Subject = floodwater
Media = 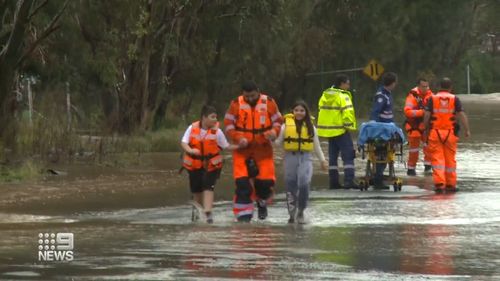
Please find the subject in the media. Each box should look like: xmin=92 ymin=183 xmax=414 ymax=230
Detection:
xmin=1 ymin=95 xmax=499 ymax=280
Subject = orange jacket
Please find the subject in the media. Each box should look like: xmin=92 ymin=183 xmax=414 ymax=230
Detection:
xmin=224 ymin=94 xmax=283 ymax=145
xmin=182 ymin=121 xmax=223 ymax=172
xmin=404 ymin=87 xmax=432 ymax=135
xmin=430 ymin=91 xmax=456 ymax=130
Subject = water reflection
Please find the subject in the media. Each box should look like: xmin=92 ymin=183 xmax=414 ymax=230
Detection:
xmin=1 ymin=99 xmax=500 ymax=280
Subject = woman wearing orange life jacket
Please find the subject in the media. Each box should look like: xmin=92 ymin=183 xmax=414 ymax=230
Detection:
xmin=181 ymin=105 xmax=238 ymax=223
xmin=404 ymin=78 xmax=433 ymax=176
xmin=423 ymin=78 xmax=470 ymax=193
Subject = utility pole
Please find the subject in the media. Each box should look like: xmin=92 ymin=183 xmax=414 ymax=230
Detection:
xmin=466 ymin=64 xmax=471 ymax=95
xmin=27 ymin=78 xmax=33 ymax=127
xmin=66 ymin=82 xmax=71 ymax=131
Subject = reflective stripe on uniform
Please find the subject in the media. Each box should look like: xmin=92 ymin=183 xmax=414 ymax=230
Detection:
xmin=233 ymin=203 xmax=253 ymax=209
xmin=380 ymin=113 xmax=394 ymax=119
xmin=435 ymin=108 xmax=454 ymax=113
xmin=445 ymin=167 xmax=456 ymax=173
xmin=317 ymin=125 xmax=345 ymax=129
xmin=432 ymin=164 xmax=445 ymax=170
xmin=224 ymin=113 xmax=236 ymax=121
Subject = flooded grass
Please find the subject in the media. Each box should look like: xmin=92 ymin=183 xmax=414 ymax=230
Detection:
xmin=0 ymin=160 xmax=42 ymax=183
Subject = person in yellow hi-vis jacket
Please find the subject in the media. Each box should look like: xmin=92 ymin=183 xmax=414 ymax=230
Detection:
xmin=317 ymin=74 xmax=358 ymax=189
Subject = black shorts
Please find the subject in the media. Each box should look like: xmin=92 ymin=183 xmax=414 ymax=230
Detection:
xmin=188 ymin=169 xmax=220 ymax=193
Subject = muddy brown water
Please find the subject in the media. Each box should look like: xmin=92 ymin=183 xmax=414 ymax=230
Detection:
xmin=1 ymin=95 xmax=499 ymax=280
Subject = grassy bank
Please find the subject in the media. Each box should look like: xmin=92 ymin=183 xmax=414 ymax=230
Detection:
xmin=0 ymin=126 xmax=184 ymax=183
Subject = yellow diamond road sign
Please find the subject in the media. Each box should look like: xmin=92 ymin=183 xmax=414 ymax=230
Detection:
xmin=363 ymin=59 xmax=384 ymax=81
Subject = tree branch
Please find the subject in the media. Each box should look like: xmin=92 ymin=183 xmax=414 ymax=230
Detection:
xmin=17 ymin=0 xmax=69 ymax=66
xmin=1 ymin=0 xmax=34 ymax=60
xmin=17 ymin=24 xmax=60 ymax=66
xmin=28 ymin=0 xmax=48 ymax=21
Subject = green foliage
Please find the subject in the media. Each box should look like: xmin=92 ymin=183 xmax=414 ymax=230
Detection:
xmin=0 ymin=160 xmax=41 ymax=183
xmin=1 ymin=0 xmax=498 ymax=161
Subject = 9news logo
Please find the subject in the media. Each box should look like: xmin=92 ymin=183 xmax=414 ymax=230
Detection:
xmin=37 ymin=232 xmax=74 ymax=262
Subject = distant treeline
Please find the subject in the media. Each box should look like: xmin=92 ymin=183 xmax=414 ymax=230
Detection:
xmin=0 ymin=0 xmax=498 ymax=144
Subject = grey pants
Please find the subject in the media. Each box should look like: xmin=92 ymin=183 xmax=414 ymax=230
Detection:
xmin=284 ymin=152 xmax=313 ymax=215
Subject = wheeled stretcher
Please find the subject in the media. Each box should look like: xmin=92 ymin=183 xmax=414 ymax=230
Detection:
xmin=357 ymin=122 xmax=406 ymax=192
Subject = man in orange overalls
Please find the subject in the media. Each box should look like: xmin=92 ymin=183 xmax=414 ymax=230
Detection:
xmin=424 ymin=78 xmax=470 ymax=193
xmin=404 ymin=78 xmax=433 ymax=176
xmin=224 ymin=81 xmax=283 ymax=222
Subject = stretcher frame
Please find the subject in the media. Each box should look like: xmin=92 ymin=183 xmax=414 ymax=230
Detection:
xmin=358 ymin=137 xmax=404 ymax=192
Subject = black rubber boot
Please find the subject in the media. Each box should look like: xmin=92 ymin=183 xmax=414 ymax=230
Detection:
xmin=407 ymin=169 xmax=416 ymax=176
xmin=257 ymin=200 xmax=268 ymax=220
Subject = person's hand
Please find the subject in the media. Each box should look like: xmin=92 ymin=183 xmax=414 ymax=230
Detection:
xmin=238 ymin=138 xmax=248 ymax=148
xmin=464 ymin=130 xmax=471 ymax=138
xmin=321 ymin=160 xmax=329 ymax=171
xmin=190 ymin=148 xmax=201 ymax=155
xmin=227 ymin=144 xmax=239 ymax=151
xmin=264 ymin=130 xmax=277 ymax=141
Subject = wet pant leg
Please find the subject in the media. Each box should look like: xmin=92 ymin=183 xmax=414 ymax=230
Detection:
xmin=328 ymin=137 xmax=340 ymax=187
xmin=444 ymin=134 xmax=458 ymax=187
xmin=374 ymin=163 xmax=387 ymax=186
xmin=284 ymin=152 xmax=299 ymax=217
xmin=232 ymin=150 xmax=254 ymax=219
xmin=296 ymin=152 xmax=313 ymax=210
xmin=407 ymin=136 xmax=421 ymax=170
xmin=422 ymin=135 xmax=432 ymax=167
xmin=233 ymin=177 xmax=254 ymax=219
xmin=338 ymin=132 xmax=355 ymax=185
xmin=428 ymin=130 xmax=447 ymax=188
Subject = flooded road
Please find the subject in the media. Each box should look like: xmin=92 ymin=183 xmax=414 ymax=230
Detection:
xmin=1 ymin=96 xmax=500 ymax=280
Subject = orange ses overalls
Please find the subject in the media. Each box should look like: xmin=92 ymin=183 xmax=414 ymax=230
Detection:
xmin=224 ymin=94 xmax=283 ymax=220
xmin=427 ymin=91 xmax=458 ymax=190
xmin=404 ymin=87 xmax=433 ymax=170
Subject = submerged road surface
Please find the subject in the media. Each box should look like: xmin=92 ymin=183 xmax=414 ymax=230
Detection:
xmin=0 ymin=96 xmax=499 ymax=280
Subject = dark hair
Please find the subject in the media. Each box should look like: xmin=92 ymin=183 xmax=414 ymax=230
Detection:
xmin=334 ymin=74 xmax=349 ymax=87
xmin=292 ymin=100 xmax=314 ymax=138
xmin=440 ymin=77 xmax=452 ymax=90
xmin=382 ymin=72 xmax=398 ymax=86
xmin=416 ymin=77 xmax=428 ymax=84
xmin=241 ymin=80 xmax=258 ymax=92
xmin=200 ymin=104 xmax=217 ymax=121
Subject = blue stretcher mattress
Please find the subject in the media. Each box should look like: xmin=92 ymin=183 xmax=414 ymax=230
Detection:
xmin=357 ymin=121 xmax=406 ymax=146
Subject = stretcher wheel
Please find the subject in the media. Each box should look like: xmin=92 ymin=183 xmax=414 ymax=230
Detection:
xmin=359 ymin=179 xmax=369 ymax=191
xmin=393 ymin=178 xmax=403 ymax=192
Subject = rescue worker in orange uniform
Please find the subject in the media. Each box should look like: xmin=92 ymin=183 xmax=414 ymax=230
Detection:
xmin=404 ymin=78 xmax=433 ymax=176
xmin=423 ymin=78 xmax=470 ymax=193
xmin=224 ymin=81 xmax=283 ymax=222
xmin=181 ymin=105 xmax=238 ymax=223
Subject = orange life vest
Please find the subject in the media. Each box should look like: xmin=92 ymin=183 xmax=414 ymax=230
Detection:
xmin=430 ymin=91 xmax=456 ymax=130
xmin=183 ymin=121 xmax=223 ymax=172
xmin=404 ymin=87 xmax=432 ymax=135
xmin=234 ymin=94 xmax=273 ymax=144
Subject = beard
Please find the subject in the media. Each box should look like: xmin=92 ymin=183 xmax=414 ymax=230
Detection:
xmin=248 ymin=100 xmax=258 ymax=107
xmin=245 ymin=97 xmax=258 ymax=107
